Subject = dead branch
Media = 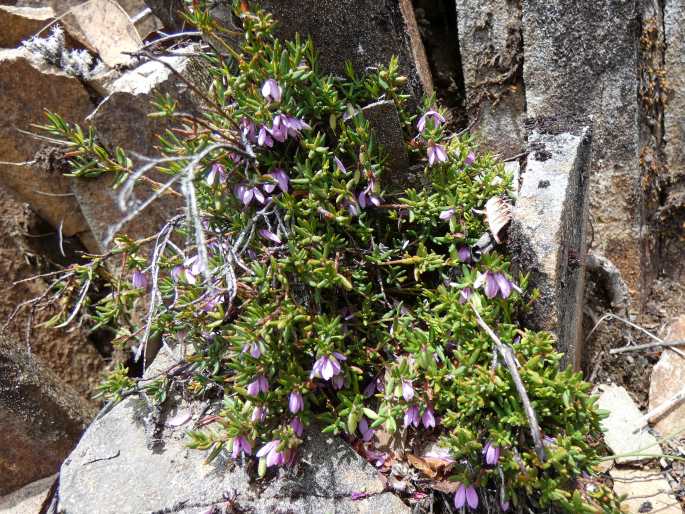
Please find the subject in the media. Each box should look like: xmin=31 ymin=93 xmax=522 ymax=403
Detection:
xmin=610 ymin=339 xmax=685 ymax=354
xmin=470 ymin=302 xmax=546 ymax=462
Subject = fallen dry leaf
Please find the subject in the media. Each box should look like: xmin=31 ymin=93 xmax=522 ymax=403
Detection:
xmin=485 ymin=196 xmax=512 ymax=244
xmin=407 ymin=453 xmax=438 ymax=479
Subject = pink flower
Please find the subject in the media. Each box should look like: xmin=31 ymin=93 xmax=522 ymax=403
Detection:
xmin=257 ymin=439 xmax=285 ymax=467
xmin=427 ymin=142 xmax=448 ymax=166
xmin=261 ymin=78 xmax=282 ymax=103
xmin=289 ymin=391 xmax=304 ymax=414
xmin=231 ymin=435 xmax=252 ymax=459
xmin=421 ymin=407 xmax=436 ymax=428
xmin=247 ymin=375 xmax=269 ymax=396
xmin=454 ymin=484 xmax=478 ymax=510
xmin=403 ymin=405 xmax=419 ymax=428
xmin=417 ymin=109 xmax=445 ymax=132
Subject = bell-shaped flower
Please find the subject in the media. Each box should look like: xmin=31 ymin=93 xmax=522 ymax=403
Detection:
xmin=270 ymin=114 xmax=289 ymax=142
xmin=240 ymin=117 xmax=256 ymax=143
xmin=483 ymin=441 xmax=501 ymax=466
xmin=402 ymin=380 xmax=415 ymax=402
xmin=403 ymin=405 xmax=420 ymax=428
xmin=270 ymin=168 xmax=290 ymax=193
xmin=459 ymin=287 xmax=472 ymax=305
xmin=247 ymin=375 xmax=269 ymax=396
xmin=258 ymin=126 xmax=273 ymax=147
xmin=458 ymin=246 xmax=472 ymax=264
xmin=290 ymin=417 xmax=304 ymax=437
xmin=310 ymin=352 xmax=346 ymax=381
xmin=421 ymin=406 xmax=436 ymax=428
xmin=427 ymin=142 xmax=448 ymax=166
xmin=257 ymin=439 xmax=285 ymax=467
xmin=131 ymin=270 xmax=148 ymax=290
xmin=261 ymin=78 xmax=282 ymax=103
xmin=464 ymin=151 xmax=476 ymax=166
xmin=334 ymin=156 xmax=348 ymax=174
xmin=251 ymin=405 xmax=266 ymax=422
xmin=439 ymin=208 xmax=455 ymax=221
xmin=259 ymin=229 xmax=282 ymax=245
xmin=359 ymin=418 xmax=375 ymax=442
xmin=417 ymin=109 xmax=445 ymax=132
xmin=494 ymin=272 xmax=513 ymax=299
xmin=231 ymin=435 xmax=252 ymax=459
xmin=454 ymin=484 xmax=478 ymax=510
xmin=289 ymin=391 xmax=304 ymax=414
xmin=331 ymin=374 xmax=345 ymax=390
xmin=206 ymin=163 xmax=227 ymax=186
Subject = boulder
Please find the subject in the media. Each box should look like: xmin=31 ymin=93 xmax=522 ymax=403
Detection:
xmin=258 ymin=0 xmax=433 ymax=104
xmin=649 ymin=316 xmax=685 ymax=437
xmin=0 ymin=474 xmax=55 ymax=514
xmin=521 ymin=0 xmax=644 ymax=294
xmin=0 ymin=335 xmax=96 ymax=495
xmin=508 ymin=123 xmax=592 ymax=369
xmin=0 ymin=5 xmax=53 ymax=47
xmin=0 ymin=47 xmax=92 ymax=240
xmin=610 ymin=468 xmax=682 ymax=514
xmin=72 ymin=53 xmax=194 ymax=251
xmin=454 ymin=0 xmax=526 ymax=156
xmin=56 ymin=348 xmax=410 ymax=514
xmin=595 ymin=384 xmax=662 ymax=464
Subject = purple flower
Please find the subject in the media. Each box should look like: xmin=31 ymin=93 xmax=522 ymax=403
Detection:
xmin=283 ymin=115 xmax=310 ymax=137
xmin=363 ymin=379 xmax=377 ymax=398
xmin=464 ymin=151 xmax=476 ymax=166
xmin=417 ymin=109 xmax=445 ymax=132
xmin=494 ymin=272 xmax=513 ymax=299
xmin=403 ymin=405 xmax=420 ymax=428
xmin=421 ymin=407 xmax=436 ymax=428
xmin=252 ymin=405 xmax=266 ymax=422
xmin=270 ymin=168 xmax=290 ymax=193
xmin=351 ymin=492 xmax=370 ymax=501
xmin=439 ymin=208 xmax=455 ymax=221
xmin=344 ymin=197 xmax=360 ymax=217
xmin=206 ymin=163 xmax=227 ymax=186
xmin=454 ymin=484 xmax=478 ymax=510
xmin=501 ymin=500 xmax=510 ymax=512
xmin=484 ymin=271 xmax=499 ymax=299
xmin=257 ymin=439 xmax=285 ymax=467
xmin=402 ymin=380 xmax=415 ymax=402
xmin=235 ymin=184 xmax=266 ymax=207
xmin=427 ymin=142 xmax=448 ymax=166
xmin=331 ymin=374 xmax=345 ymax=390
xmin=232 ymin=435 xmax=252 ymax=459
xmin=258 ymin=126 xmax=273 ymax=147
xmin=365 ymin=448 xmax=388 ymax=467
xmin=290 ymin=417 xmax=304 ymax=437
xmin=259 ymin=229 xmax=282 ymax=244
xmin=131 ymin=270 xmax=148 ymax=290
xmin=458 ymin=246 xmax=472 ymax=264
xmin=334 ymin=156 xmax=348 ymax=174
xmin=358 ymin=190 xmax=381 ymax=209
xmin=459 ymin=287 xmax=472 ymax=305
xmin=240 ymin=117 xmax=256 ymax=143
xmin=359 ymin=418 xmax=374 ymax=442
xmin=247 ymin=375 xmax=269 ymax=396
xmin=289 ymin=391 xmax=304 ymax=414
xmin=242 ymin=342 xmax=262 ymax=358
xmin=310 ymin=353 xmax=346 ymax=381
xmin=483 ymin=441 xmax=501 ymax=466
xmin=270 ymin=114 xmax=288 ymax=142
xmin=261 ymin=78 xmax=282 ymax=103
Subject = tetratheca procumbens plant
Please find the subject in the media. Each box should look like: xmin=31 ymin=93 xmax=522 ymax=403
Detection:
xmin=38 ymin=1 xmax=620 ymax=512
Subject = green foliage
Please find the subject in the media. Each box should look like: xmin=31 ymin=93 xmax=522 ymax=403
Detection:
xmin=41 ymin=1 xmax=619 ymax=511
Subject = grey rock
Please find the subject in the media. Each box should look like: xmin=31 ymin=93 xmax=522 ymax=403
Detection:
xmin=595 ymin=384 xmax=662 ymax=464
xmin=0 ymin=474 xmax=55 ymax=514
xmin=508 ymin=124 xmax=592 ymax=369
xmin=665 ymin=0 xmax=685 ymax=179
xmin=57 ymin=350 xmax=409 ymax=514
xmin=0 ymin=335 xmax=95 ymax=495
xmin=454 ymin=0 xmax=526 ymax=156
xmin=521 ymin=0 xmax=643 ymax=293
xmin=611 ymin=468 xmax=682 ymax=514
xmin=258 ymin=0 xmax=433 ymax=104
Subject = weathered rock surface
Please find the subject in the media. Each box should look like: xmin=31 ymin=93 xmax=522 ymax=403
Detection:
xmin=665 ymin=0 xmax=685 ymax=181
xmin=509 ymin=124 xmax=591 ymax=369
xmin=596 ymin=384 xmax=662 ymax=464
xmin=73 ymin=54 xmax=194 ymax=251
xmin=0 ymin=335 xmax=96 ymax=495
xmin=521 ymin=0 xmax=643 ymax=294
xmin=455 ymin=0 xmax=526 ymax=156
xmin=258 ymin=0 xmax=433 ymax=104
xmin=0 ymin=474 xmax=55 ymax=514
xmin=0 ymin=47 xmax=92 ymax=239
xmin=649 ymin=316 xmax=685 ymax=438
xmin=0 ymin=5 xmax=53 ymax=47
xmin=57 ymin=349 xmax=409 ymax=514
xmin=610 ymin=468 xmax=682 ymax=514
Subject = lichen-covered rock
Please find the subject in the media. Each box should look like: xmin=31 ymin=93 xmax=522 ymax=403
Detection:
xmin=509 ymin=124 xmax=592 ymax=369
xmin=56 ymin=352 xmax=409 ymax=514
xmin=0 ymin=336 xmax=95 ymax=495
xmin=455 ymin=0 xmax=526 ymax=156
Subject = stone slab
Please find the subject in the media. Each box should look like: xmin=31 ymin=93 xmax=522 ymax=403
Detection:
xmin=0 ymin=5 xmax=53 ymax=47
xmin=0 ymin=474 xmax=55 ymax=514
xmin=610 ymin=468 xmax=682 ymax=514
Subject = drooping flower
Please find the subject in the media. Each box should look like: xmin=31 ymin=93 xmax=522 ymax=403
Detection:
xmin=257 ymin=439 xmax=285 ymax=467
xmin=403 ymin=405 xmax=420 ymax=428
xmin=363 ymin=378 xmax=378 ymax=398
xmin=131 ymin=270 xmax=148 ymax=290
xmin=231 ymin=435 xmax=252 ymax=459
xmin=454 ymin=484 xmax=478 ymax=510
xmin=283 ymin=115 xmax=310 ymax=137
xmin=289 ymin=391 xmax=304 ymax=414
xmin=270 ymin=168 xmax=290 ymax=193
xmin=259 ymin=229 xmax=282 ymax=245
xmin=483 ymin=441 xmax=501 ymax=466
xmin=501 ymin=499 xmax=510 ymax=512
xmin=358 ymin=190 xmax=381 ymax=209
xmin=252 ymin=405 xmax=266 ymax=422
xmin=421 ymin=407 xmax=436 ymax=428
xmin=464 ymin=151 xmax=476 ymax=166
xmin=261 ymin=78 xmax=282 ymax=103
xmin=235 ymin=184 xmax=266 ymax=207
xmin=247 ymin=375 xmax=269 ymax=396
xmin=459 ymin=287 xmax=472 ymax=305
xmin=331 ymin=374 xmax=345 ymax=390
xmin=240 ymin=117 xmax=256 ymax=143
xmin=242 ymin=342 xmax=262 ymax=359
xmin=494 ymin=272 xmax=513 ymax=299
xmin=310 ymin=353 xmax=346 ymax=381
xmin=206 ymin=163 xmax=227 ymax=186
xmin=439 ymin=208 xmax=455 ymax=221
xmin=334 ymin=156 xmax=348 ymax=174
xmin=258 ymin=125 xmax=274 ymax=147
xmin=402 ymin=380 xmax=415 ymax=402
xmin=359 ymin=418 xmax=374 ymax=442
xmin=290 ymin=417 xmax=304 ymax=437
xmin=458 ymin=246 xmax=472 ymax=264
xmin=417 ymin=109 xmax=445 ymax=132
xmin=427 ymin=142 xmax=448 ymax=166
